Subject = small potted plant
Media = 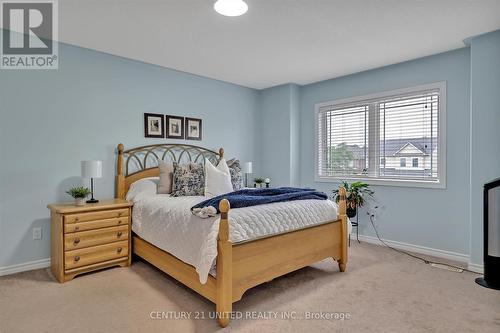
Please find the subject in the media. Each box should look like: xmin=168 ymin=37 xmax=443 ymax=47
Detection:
xmin=254 ymin=177 xmax=265 ymax=188
xmin=66 ymin=186 xmax=91 ymax=206
xmin=332 ymin=181 xmax=374 ymax=218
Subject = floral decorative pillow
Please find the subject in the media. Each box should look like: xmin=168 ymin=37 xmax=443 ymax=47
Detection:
xmin=226 ymin=159 xmax=243 ymax=190
xmin=171 ymin=162 xmax=205 ymax=196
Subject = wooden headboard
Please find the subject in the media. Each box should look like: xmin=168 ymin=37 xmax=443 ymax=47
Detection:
xmin=116 ymin=143 xmax=224 ymax=199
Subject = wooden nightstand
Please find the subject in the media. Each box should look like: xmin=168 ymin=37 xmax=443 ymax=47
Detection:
xmin=47 ymin=199 xmax=133 ymax=283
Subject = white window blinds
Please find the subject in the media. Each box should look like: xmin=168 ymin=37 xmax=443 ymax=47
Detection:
xmin=317 ymin=105 xmax=369 ymax=177
xmin=316 ymin=83 xmax=445 ymax=187
xmin=379 ymin=91 xmax=439 ymax=180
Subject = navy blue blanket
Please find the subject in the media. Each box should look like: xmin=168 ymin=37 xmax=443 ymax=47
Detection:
xmin=191 ymin=187 xmax=328 ymax=213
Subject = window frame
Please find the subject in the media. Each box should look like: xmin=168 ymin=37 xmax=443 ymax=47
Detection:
xmin=314 ymin=82 xmax=446 ymax=189
xmin=412 ymin=157 xmax=419 ymax=168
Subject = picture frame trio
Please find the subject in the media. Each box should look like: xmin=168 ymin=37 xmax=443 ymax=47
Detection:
xmin=144 ymin=113 xmax=202 ymax=140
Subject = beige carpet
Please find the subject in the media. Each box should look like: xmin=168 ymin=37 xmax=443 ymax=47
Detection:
xmin=1 ymin=242 xmax=499 ymax=333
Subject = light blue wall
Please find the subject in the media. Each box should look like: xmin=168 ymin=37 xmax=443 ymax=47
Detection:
xmin=2 ymin=29 xmax=498 ymax=270
xmin=259 ymin=83 xmax=300 ymax=187
xmin=290 ymin=84 xmax=301 ymax=187
xmin=469 ymin=30 xmax=500 ymax=264
xmin=258 ymin=34 xmax=500 ymax=265
xmin=0 ymin=41 xmax=260 ymax=268
xmin=298 ymin=49 xmax=472 ymax=256
xmin=257 ymin=32 xmax=500 ymax=265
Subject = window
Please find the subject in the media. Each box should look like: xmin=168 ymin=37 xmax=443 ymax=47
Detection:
xmin=315 ymin=82 xmax=446 ymax=188
xmin=412 ymin=158 xmax=419 ymax=168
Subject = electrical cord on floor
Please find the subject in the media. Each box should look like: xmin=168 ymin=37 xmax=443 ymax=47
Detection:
xmin=367 ymin=213 xmax=480 ymax=274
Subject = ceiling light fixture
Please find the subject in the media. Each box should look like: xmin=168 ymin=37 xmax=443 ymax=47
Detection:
xmin=214 ymin=0 xmax=248 ymax=17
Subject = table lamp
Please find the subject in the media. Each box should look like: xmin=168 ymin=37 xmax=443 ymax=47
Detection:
xmin=81 ymin=160 xmax=102 ymax=203
xmin=243 ymin=162 xmax=253 ymax=188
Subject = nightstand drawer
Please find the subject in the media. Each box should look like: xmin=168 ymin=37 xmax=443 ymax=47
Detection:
xmin=65 ymin=240 xmax=129 ymax=270
xmin=65 ymin=225 xmax=129 ymax=250
xmin=64 ymin=208 xmax=129 ymax=224
xmin=64 ymin=217 xmax=129 ymax=233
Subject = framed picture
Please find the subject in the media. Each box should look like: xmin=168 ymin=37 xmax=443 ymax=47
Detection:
xmin=185 ymin=117 xmax=202 ymax=141
xmin=144 ymin=113 xmax=165 ymax=138
xmin=165 ymin=115 xmax=185 ymax=139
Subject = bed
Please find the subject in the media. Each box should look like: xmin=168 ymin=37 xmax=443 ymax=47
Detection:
xmin=115 ymin=143 xmax=348 ymax=327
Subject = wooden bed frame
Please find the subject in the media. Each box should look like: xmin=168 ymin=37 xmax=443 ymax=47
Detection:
xmin=115 ymin=143 xmax=348 ymax=327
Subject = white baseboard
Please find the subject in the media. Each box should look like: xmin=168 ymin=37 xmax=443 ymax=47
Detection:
xmin=0 ymin=239 xmax=484 ymax=276
xmin=0 ymin=258 xmax=51 ymax=277
xmin=351 ymin=233 xmax=470 ymax=264
xmin=467 ymin=262 xmax=484 ymax=274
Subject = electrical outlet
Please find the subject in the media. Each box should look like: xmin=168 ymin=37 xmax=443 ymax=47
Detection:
xmin=33 ymin=227 xmax=42 ymax=240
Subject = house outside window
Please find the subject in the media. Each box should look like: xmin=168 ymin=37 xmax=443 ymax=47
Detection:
xmin=315 ymin=82 xmax=446 ymax=188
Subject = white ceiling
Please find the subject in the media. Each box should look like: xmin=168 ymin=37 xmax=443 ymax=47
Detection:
xmin=59 ymin=0 xmax=500 ymax=89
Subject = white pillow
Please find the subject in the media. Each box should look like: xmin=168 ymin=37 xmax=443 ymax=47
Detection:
xmin=204 ymin=158 xmax=233 ymax=198
xmin=158 ymin=161 xmax=174 ymax=194
xmin=126 ymin=177 xmax=159 ymax=202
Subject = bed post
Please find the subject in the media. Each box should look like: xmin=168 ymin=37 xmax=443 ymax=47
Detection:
xmin=116 ymin=143 xmax=125 ymax=199
xmin=337 ymin=186 xmax=348 ymax=272
xmin=218 ymin=148 xmax=224 ymax=159
xmin=216 ymin=199 xmax=232 ymax=327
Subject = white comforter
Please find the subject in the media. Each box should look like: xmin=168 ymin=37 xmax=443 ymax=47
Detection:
xmin=127 ymin=178 xmax=349 ymax=284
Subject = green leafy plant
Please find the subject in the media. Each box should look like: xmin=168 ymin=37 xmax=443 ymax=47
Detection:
xmin=332 ymin=181 xmax=374 ymax=210
xmin=66 ymin=186 xmax=91 ymax=199
xmin=254 ymin=177 xmax=265 ymax=184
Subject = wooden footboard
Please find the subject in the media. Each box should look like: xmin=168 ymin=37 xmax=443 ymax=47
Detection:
xmin=231 ymin=219 xmax=346 ymax=301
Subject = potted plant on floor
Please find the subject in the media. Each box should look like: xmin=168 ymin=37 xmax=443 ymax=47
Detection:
xmin=332 ymin=181 xmax=374 ymax=218
xmin=66 ymin=186 xmax=91 ymax=206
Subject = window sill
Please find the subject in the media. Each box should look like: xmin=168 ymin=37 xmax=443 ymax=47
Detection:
xmin=314 ymin=175 xmax=446 ymax=189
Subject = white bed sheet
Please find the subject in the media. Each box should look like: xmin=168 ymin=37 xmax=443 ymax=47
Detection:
xmin=128 ymin=179 xmax=350 ymax=284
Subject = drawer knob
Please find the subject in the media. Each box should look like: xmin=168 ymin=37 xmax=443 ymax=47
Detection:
xmin=117 ymin=247 xmax=123 ymax=253
xmin=75 ymin=217 xmax=79 ymax=222
xmin=118 ymin=212 xmax=123 ymax=217
xmin=117 ymin=231 xmax=123 ymax=237
xmin=73 ymin=238 xmax=80 ymax=245
xmin=75 ymin=226 xmax=80 ymax=231
xmin=74 ymin=256 xmax=80 ymax=262
xmin=117 ymin=220 xmax=122 ymax=225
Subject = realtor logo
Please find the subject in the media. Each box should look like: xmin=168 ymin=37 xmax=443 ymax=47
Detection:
xmin=1 ymin=0 xmax=58 ymax=69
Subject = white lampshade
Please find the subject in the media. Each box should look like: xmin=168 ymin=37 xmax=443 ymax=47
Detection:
xmin=81 ymin=160 xmax=102 ymax=178
xmin=243 ymin=161 xmax=253 ymax=173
